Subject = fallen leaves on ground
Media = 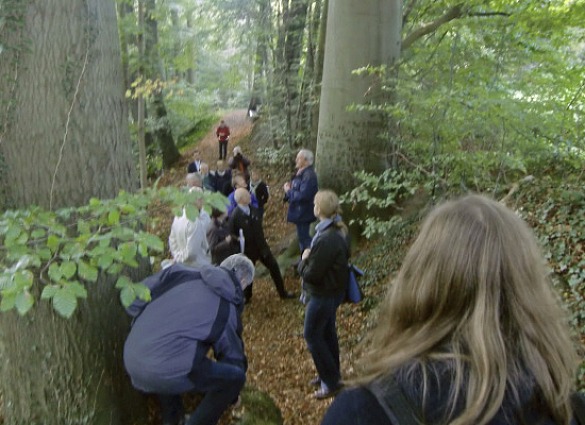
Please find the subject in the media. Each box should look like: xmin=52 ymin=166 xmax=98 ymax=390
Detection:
xmin=148 ymin=110 xmax=371 ymax=424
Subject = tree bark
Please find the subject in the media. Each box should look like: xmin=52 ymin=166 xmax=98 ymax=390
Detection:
xmin=0 ymin=0 xmax=138 ymax=210
xmin=0 ymin=0 xmax=149 ymax=422
xmin=315 ymin=0 xmax=402 ymax=194
xmin=144 ymin=0 xmax=181 ymax=169
xmin=0 ymin=270 xmax=148 ymax=425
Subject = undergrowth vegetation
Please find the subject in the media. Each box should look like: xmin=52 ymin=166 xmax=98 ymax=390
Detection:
xmin=340 ymin=157 xmax=585 ymax=388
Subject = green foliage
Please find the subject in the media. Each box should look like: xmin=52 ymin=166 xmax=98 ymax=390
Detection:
xmin=255 ymin=145 xmax=295 ymax=169
xmin=341 ymin=169 xmax=421 ymax=239
xmin=0 ymin=187 xmax=229 ymax=318
xmin=513 ymin=178 xmax=585 ymax=387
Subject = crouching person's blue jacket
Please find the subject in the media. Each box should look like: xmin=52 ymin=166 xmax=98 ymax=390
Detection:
xmin=123 ymin=263 xmax=246 ymax=394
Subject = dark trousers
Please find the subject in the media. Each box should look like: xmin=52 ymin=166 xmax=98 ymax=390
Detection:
xmin=304 ymin=293 xmax=343 ymax=391
xmin=218 ymin=140 xmax=228 ymax=160
xmin=296 ymin=222 xmax=312 ymax=252
xmin=159 ymin=358 xmax=245 ymax=425
xmin=243 ymin=251 xmax=287 ymax=301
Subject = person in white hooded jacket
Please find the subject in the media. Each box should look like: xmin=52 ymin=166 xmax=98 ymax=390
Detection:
xmin=168 ymin=187 xmax=212 ymax=268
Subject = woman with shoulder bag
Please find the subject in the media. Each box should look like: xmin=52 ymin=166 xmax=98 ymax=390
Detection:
xmin=322 ymin=194 xmax=581 ymax=425
xmin=299 ymin=190 xmax=350 ymax=400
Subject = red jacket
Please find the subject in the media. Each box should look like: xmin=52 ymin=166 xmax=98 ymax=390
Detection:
xmin=216 ymin=125 xmax=230 ymax=141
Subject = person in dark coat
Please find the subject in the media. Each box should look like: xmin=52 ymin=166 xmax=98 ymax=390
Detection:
xmin=228 ymin=146 xmax=251 ymax=183
xmin=322 ymin=195 xmax=579 ymax=425
xmin=283 ymin=149 xmax=319 ymax=254
xmin=229 ymin=188 xmax=294 ymax=303
xmin=206 ymin=209 xmax=240 ymax=265
xmin=226 ymin=174 xmax=259 ymax=216
xmin=123 ymin=254 xmax=255 ymax=425
xmin=212 ymin=160 xmax=232 ymax=196
xmin=298 ymin=190 xmax=349 ymax=400
xmin=249 ymin=169 xmax=269 ymax=217
xmin=186 ymin=149 xmax=202 ymax=173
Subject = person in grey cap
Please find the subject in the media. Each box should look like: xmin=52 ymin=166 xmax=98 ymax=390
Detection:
xmin=123 ymin=254 xmax=254 ymax=425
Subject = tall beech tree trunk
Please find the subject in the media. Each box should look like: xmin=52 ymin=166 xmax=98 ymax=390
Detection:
xmin=0 ymin=0 xmax=138 ymax=210
xmin=145 ymin=0 xmax=181 ymax=169
xmin=0 ymin=1 xmax=149 ymax=423
xmin=315 ymin=0 xmax=402 ymax=194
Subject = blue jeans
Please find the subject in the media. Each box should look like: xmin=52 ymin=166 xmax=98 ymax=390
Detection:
xmin=296 ymin=222 xmax=312 ymax=252
xmin=303 ymin=293 xmax=343 ymax=391
xmin=159 ymin=357 xmax=245 ymax=425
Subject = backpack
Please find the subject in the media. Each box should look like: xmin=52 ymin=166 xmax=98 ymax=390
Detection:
xmin=368 ymin=377 xmax=585 ymax=425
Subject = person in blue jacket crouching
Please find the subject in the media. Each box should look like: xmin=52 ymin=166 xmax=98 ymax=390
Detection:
xmin=123 ymin=254 xmax=254 ymax=425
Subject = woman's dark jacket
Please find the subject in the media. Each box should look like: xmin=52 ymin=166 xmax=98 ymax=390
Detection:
xmin=322 ymin=363 xmax=566 ymax=425
xmin=298 ymin=221 xmax=349 ymax=297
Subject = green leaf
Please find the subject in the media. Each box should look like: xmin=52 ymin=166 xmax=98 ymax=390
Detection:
xmin=52 ymin=288 xmax=78 ymax=319
xmin=67 ymin=281 xmax=87 ymax=299
xmin=41 ymin=285 xmax=60 ymax=300
xmin=120 ymin=286 xmax=136 ymax=308
xmin=107 ymin=263 xmax=124 ymax=274
xmin=115 ymin=275 xmax=133 ymax=289
xmin=38 ymin=248 xmax=52 ymax=261
xmin=61 ymin=261 xmax=77 ymax=279
xmin=139 ymin=232 xmax=164 ymax=252
xmin=47 ymin=234 xmax=60 ymax=252
xmin=78 ymin=261 xmax=98 ymax=282
xmin=13 ymin=270 xmax=34 ymax=289
xmin=0 ymin=293 xmax=16 ymax=312
xmin=134 ymin=283 xmax=151 ymax=302
xmin=120 ymin=203 xmax=136 ymax=214
xmin=184 ymin=204 xmax=198 ymax=221
xmin=15 ymin=291 xmax=34 ymax=315
xmin=97 ymin=253 xmax=114 ymax=270
xmin=5 ymin=224 xmax=21 ymax=241
xmin=48 ymin=263 xmax=62 ymax=282
xmin=108 ymin=209 xmax=120 ymax=226
xmin=77 ymin=220 xmax=91 ymax=234
xmin=0 ymin=274 xmax=11 ymax=290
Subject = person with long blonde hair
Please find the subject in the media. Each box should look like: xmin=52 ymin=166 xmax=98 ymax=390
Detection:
xmin=299 ymin=189 xmax=349 ymax=399
xmin=322 ymin=194 xmax=580 ymax=425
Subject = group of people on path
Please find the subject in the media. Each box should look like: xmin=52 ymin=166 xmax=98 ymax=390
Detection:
xmin=121 ymin=131 xmax=583 ymax=425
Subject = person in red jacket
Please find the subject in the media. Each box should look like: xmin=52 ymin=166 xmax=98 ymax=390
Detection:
xmin=216 ymin=120 xmax=231 ymax=160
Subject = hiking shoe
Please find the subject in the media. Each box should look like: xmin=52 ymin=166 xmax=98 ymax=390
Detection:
xmin=313 ymin=386 xmax=340 ymax=400
xmin=309 ymin=376 xmax=321 ymax=387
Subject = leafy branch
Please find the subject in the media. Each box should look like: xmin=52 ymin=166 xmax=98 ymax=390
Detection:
xmin=0 ymin=187 xmax=228 ymax=318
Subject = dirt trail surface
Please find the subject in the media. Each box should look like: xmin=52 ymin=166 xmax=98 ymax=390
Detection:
xmin=159 ymin=109 xmax=365 ymax=425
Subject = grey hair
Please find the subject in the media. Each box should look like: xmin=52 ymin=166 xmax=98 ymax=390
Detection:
xmin=220 ymin=254 xmax=255 ymax=290
xmin=299 ymin=149 xmax=314 ymax=165
xmin=186 ymin=172 xmax=203 ymax=187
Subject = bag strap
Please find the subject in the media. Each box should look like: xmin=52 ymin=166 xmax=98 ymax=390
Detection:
xmin=367 ymin=377 xmax=421 ymax=425
xmin=572 ymin=392 xmax=585 ymax=425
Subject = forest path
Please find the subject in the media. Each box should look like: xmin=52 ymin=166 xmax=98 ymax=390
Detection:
xmin=174 ymin=109 xmax=358 ymax=425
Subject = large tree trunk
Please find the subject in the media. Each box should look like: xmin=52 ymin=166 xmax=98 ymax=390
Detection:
xmin=0 ymin=0 xmax=138 ymax=211
xmin=0 ymin=271 xmax=147 ymax=425
xmin=0 ymin=0 xmax=149 ymax=423
xmin=145 ymin=0 xmax=181 ymax=169
xmin=315 ymin=0 xmax=402 ymax=194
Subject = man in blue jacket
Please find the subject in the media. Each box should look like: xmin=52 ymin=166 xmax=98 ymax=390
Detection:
xmin=283 ymin=149 xmax=319 ymax=253
xmin=123 ymin=254 xmax=255 ymax=425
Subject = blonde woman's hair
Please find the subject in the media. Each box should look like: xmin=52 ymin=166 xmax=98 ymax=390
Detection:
xmin=357 ymin=194 xmax=577 ymax=425
xmin=314 ymin=190 xmax=347 ymax=235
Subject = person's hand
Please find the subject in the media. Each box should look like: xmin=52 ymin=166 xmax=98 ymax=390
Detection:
xmin=301 ymin=248 xmax=311 ymax=260
xmin=283 ymin=182 xmax=291 ymax=191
